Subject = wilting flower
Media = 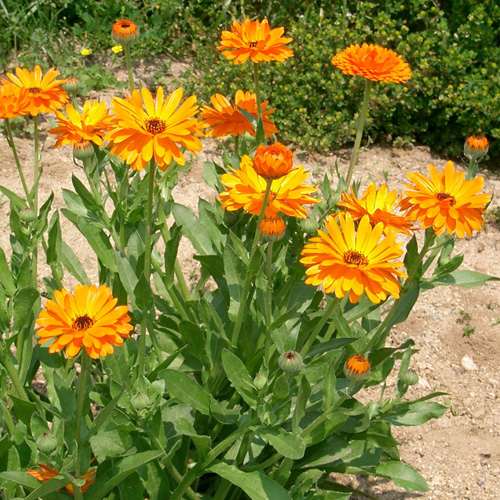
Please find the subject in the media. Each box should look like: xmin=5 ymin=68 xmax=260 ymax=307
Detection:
xmin=332 ymin=43 xmax=412 ymax=83
xmin=36 ymin=284 xmax=133 ymax=359
xmin=27 ymin=463 xmax=96 ymax=496
xmin=300 ymin=213 xmax=407 ymax=304
xmin=253 ymin=142 xmax=293 ymax=180
xmin=6 ymin=65 xmax=68 ymax=116
xmin=50 ymin=100 xmax=115 ymax=149
xmin=199 ymin=90 xmax=277 ymax=138
xmin=112 ymin=19 xmax=139 ymax=44
xmin=0 ymin=81 xmax=31 ymax=118
xmin=80 ymin=48 xmax=92 ymax=56
xmin=111 ymin=44 xmax=124 ymax=54
xmin=344 ymin=354 xmax=371 ymax=381
xmin=464 ymin=135 xmax=489 ymax=160
xmin=260 ymin=216 xmax=286 ymax=241
xmin=106 ymin=87 xmax=203 ymax=171
xmin=219 ymin=155 xmax=319 ymax=218
xmin=218 ymin=18 xmax=294 ymax=64
xmin=337 ymin=182 xmax=417 ymax=235
xmin=401 ymin=161 xmax=491 ymax=238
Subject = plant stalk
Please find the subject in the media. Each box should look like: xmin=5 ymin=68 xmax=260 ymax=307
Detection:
xmin=74 ymin=352 xmax=89 ymax=485
xmin=124 ymin=43 xmax=135 ymax=93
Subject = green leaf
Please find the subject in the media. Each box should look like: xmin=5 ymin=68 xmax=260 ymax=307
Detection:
xmin=0 ymin=185 xmax=26 ymax=210
xmin=208 ymin=462 xmax=292 ymax=500
xmin=163 ymin=223 xmax=182 ymax=287
xmin=297 ymin=435 xmax=351 ymax=468
xmin=46 ymin=211 xmax=62 ymax=266
xmin=76 ymin=217 xmax=117 ymax=273
xmin=115 ymin=249 xmax=139 ymax=307
xmin=61 ymin=241 xmax=90 ymax=284
xmin=172 ymin=203 xmax=214 ymax=255
xmin=134 ymin=273 xmax=154 ymax=311
xmin=222 ymin=350 xmax=258 ymax=409
xmin=375 ymin=461 xmax=429 ymax=492
xmin=72 ymin=174 xmax=102 ymax=213
xmin=24 ymin=475 xmax=72 ymax=500
xmin=159 ymin=369 xmax=211 ymax=415
xmin=179 ymin=321 xmax=210 ymax=369
xmin=322 ymin=357 xmax=338 ymax=412
xmin=224 ymin=244 xmax=246 ymax=322
xmin=423 ymin=270 xmax=500 ymax=290
xmin=292 ymin=375 xmax=311 ymax=433
xmin=0 ymin=248 xmax=16 ymax=296
xmin=210 ymin=396 xmax=240 ymax=425
xmin=258 ymin=427 xmax=306 ymax=460
xmin=13 ymin=287 xmax=39 ymax=333
xmin=380 ymin=401 xmax=447 ymax=426
xmin=89 ymin=428 xmax=134 ymax=461
xmin=306 ymin=338 xmax=357 ymax=358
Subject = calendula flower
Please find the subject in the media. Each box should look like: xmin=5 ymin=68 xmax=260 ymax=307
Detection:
xmin=106 ymin=86 xmax=203 ymax=171
xmin=300 ymin=213 xmax=407 ymax=304
xmin=344 ymin=354 xmax=371 ymax=381
xmin=199 ymin=90 xmax=277 ymax=138
xmin=112 ymin=19 xmax=139 ymax=44
xmin=111 ymin=44 xmax=124 ymax=54
xmin=337 ymin=182 xmax=417 ymax=235
xmin=218 ymin=18 xmax=294 ymax=64
xmin=27 ymin=463 xmax=96 ymax=496
xmin=6 ymin=65 xmax=68 ymax=116
xmin=464 ymin=135 xmax=489 ymax=160
xmin=36 ymin=284 xmax=133 ymax=359
xmin=401 ymin=161 xmax=491 ymax=238
xmin=253 ymin=142 xmax=293 ymax=180
xmin=50 ymin=100 xmax=115 ymax=149
xmin=260 ymin=216 xmax=286 ymax=241
xmin=80 ymin=48 xmax=92 ymax=56
xmin=219 ymin=155 xmax=319 ymax=218
xmin=332 ymin=43 xmax=412 ymax=83
xmin=0 ymin=81 xmax=31 ymax=118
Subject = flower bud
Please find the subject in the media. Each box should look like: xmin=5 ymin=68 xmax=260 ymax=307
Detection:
xmin=36 ymin=432 xmax=58 ymax=453
xmin=278 ymin=350 xmax=304 ymax=373
xmin=253 ymin=372 xmax=267 ymax=390
xmin=64 ymin=77 xmax=81 ymax=95
xmin=464 ymin=136 xmax=489 ymax=161
xmin=344 ymin=354 xmax=370 ymax=382
xmin=131 ymin=391 xmax=150 ymax=411
xmin=260 ymin=216 xmax=286 ymax=241
xmin=112 ymin=19 xmax=140 ymax=45
xmin=400 ymin=370 xmax=419 ymax=386
xmin=19 ymin=207 xmax=37 ymax=223
xmin=253 ymin=142 xmax=293 ymax=180
xmin=299 ymin=216 xmax=318 ymax=234
xmin=73 ymin=140 xmax=95 ymax=161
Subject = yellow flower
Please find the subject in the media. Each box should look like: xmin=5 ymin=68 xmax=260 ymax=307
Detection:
xmin=401 ymin=161 xmax=491 ymax=237
xmin=112 ymin=44 xmax=123 ymax=54
xmin=80 ymin=48 xmax=92 ymax=56
xmin=300 ymin=213 xmax=407 ymax=304
xmin=106 ymin=86 xmax=203 ymax=171
xmin=36 ymin=284 xmax=133 ymax=359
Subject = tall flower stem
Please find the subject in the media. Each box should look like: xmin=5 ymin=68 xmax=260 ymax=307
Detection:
xmin=138 ymin=158 xmax=156 ymax=376
xmin=124 ymin=43 xmax=135 ymax=93
xmin=0 ymin=351 xmax=29 ymax=401
xmin=466 ymin=158 xmax=478 ymax=180
xmin=264 ymin=240 xmax=274 ymax=367
xmin=252 ymin=63 xmax=265 ymax=145
xmin=74 ymin=351 xmax=89 ymax=499
xmin=32 ymin=115 xmax=41 ymax=285
xmin=345 ymin=79 xmax=373 ymax=188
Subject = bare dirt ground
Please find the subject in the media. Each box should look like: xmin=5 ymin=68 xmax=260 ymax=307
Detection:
xmin=1 ymin=118 xmax=500 ymax=499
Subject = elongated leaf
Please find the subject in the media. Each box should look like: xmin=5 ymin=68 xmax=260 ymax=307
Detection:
xmin=222 ymin=350 xmax=258 ymax=409
xmin=179 ymin=321 xmax=210 ymax=369
xmin=13 ymin=287 xmax=39 ymax=333
xmin=380 ymin=401 xmax=447 ymax=426
xmin=172 ymin=203 xmax=214 ymax=255
xmin=25 ymin=475 xmax=71 ymax=500
xmin=375 ymin=461 xmax=429 ymax=492
xmin=76 ymin=217 xmax=117 ymax=273
xmin=0 ymin=248 xmax=15 ymax=296
xmin=293 ymin=375 xmax=311 ymax=433
xmin=159 ymin=369 xmax=211 ymax=415
xmin=423 ymin=270 xmax=500 ymax=290
xmin=115 ymin=249 xmax=139 ymax=307
xmin=297 ymin=435 xmax=351 ymax=468
xmin=258 ymin=428 xmax=306 ymax=460
xmin=224 ymin=244 xmax=245 ymax=322
xmin=0 ymin=185 xmax=26 ymax=209
xmin=61 ymin=241 xmax=90 ymax=284
xmin=208 ymin=462 xmax=292 ymax=500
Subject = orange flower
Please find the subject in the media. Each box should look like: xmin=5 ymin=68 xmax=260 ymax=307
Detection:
xmin=464 ymin=135 xmax=489 ymax=159
xmin=218 ymin=18 xmax=294 ymax=64
xmin=0 ymin=81 xmax=31 ymax=118
xmin=401 ymin=161 xmax=491 ymax=238
xmin=106 ymin=87 xmax=203 ymax=171
xmin=344 ymin=354 xmax=371 ymax=381
xmin=219 ymin=155 xmax=319 ymax=218
xmin=300 ymin=213 xmax=407 ymax=304
xmin=260 ymin=216 xmax=286 ymax=241
xmin=27 ymin=463 xmax=96 ymax=496
xmin=337 ymin=182 xmax=417 ymax=235
xmin=199 ymin=90 xmax=277 ymax=138
xmin=36 ymin=284 xmax=133 ymax=359
xmin=50 ymin=100 xmax=115 ymax=149
xmin=253 ymin=142 xmax=293 ymax=180
xmin=331 ymin=43 xmax=412 ymax=83
xmin=112 ymin=19 xmax=139 ymax=43
xmin=6 ymin=65 xmax=68 ymax=115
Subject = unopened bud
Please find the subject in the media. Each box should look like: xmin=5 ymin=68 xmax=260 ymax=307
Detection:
xmin=37 ymin=432 xmax=58 ymax=453
xmin=300 ymin=217 xmax=318 ymax=234
xmin=400 ymin=370 xmax=419 ymax=386
xmin=278 ymin=350 xmax=304 ymax=373
xmin=131 ymin=391 xmax=149 ymax=411
xmin=344 ymin=354 xmax=371 ymax=382
xmin=19 ymin=207 xmax=37 ymax=223
xmin=64 ymin=77 xmax=81 ymax=95
xmin=260 ymin=216 xmax=286 ymax=242
xmin=253 ymin=372 xmax=267 ymax=390
xmin=73 ymin=140 xmax=95 ymax=161
xmin=464 ymin=136 xmax=488 ymax=161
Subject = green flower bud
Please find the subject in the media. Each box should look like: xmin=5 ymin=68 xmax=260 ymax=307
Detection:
xmin=253 ymin=372 xmax=267 ymax=390
xmin=300 ymin=217 xmax=319 ymax=234
xmin=131 ymin=391 xmax=150 ymax=411
xmin=400 ymin=370 xmax=419 ymax=386
xmin=36 ymin=432 xmax=58 ymax=453
xmin=73 ymin=140 xmax=95 ymax=161
xmin=278 ymin=350 xmax=304 ymax=373
xmin=344 ymin=354 xmax=371 ymax=382
xmin=64 ymin=77 xmax=81 ymax=95
xmin=19 ymin=207 xmax=37 ymax=223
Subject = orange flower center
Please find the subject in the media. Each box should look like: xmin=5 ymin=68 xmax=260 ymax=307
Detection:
xmin=29 ymin=87 xmax=41 ymax=94
xmin=145 ymin=117 xmax=166 ymax=135
xmin=73 ymin=314 xmax=94 ymax=331
xmin=436 ymin=192 xmax=456 ymax=206
xmin=343 ymin=250 xmax=369 ymax=266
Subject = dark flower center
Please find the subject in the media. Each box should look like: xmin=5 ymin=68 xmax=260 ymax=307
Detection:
xmin=436 ymin=192 xmax=456 ymax=206
xmin=343 ymin=249 xmax=369 ymax=266
xmin=248 ymin=41 xmax=258 ymax=48
xmin=72 ymin=314 xmax=94 ymax=331
xmin=120 ymin=22 xmax=131 ymax=29
xmin=145 ymin=117 xmax=166 ymax=135
xmin=29 ymin=87 xmax=41 ymax=94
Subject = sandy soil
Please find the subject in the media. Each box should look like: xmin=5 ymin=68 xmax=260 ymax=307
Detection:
xmin=1 ymin=116 xmax=500 ymax=499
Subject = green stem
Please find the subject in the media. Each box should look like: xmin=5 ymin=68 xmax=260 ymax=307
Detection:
xmin=466 ymin=157 xmax=478 ymax=180
xmin=300 ymin=297 xmax=339 ymax=357
xmin=124 ymin=43 xmax=135 ymax=93
xmin=264 ymin=241 xmax=274 ymax=367
xmin=32 ymin=115 xmax=41 ymax=285
xmin=74 ymin=352 xmax=89 ymax=479
xmin=234 ymin=135 xmax=240 ymax=156
xmin=5 ymin=119 xmax=32 ymax=207
xmin=1 ymin=351 xmax=29 ymax=401
xmin=252 ymin=63 xmax=264 ymax=145
xmin=345 ymin=79 xmax=373 ymax=188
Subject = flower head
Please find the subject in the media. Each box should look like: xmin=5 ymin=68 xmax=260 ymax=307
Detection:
xmin=260 ymin=216 xmax=286 ymax=241
xmin=80 ymin=48 xmax=92 ymax=56
xmin=332 ymin=43 xmax=412 ymax=83
xmin=6 ymin=65 xmax=68 ymax=116
xmin=199 ymin=90 xmax=277 ymax=138
xmin=36 ymin=284 xmax=133 ymax=359
xmin=337 ymin=182 xmax=417 ymax=235
xmin=27 ymin=463 xmax=96 ymax=496
xmin=112 ymin=19 xmax=139 ymax=44
xmin=253 ymin=142 xmax=293 ymax=180
xmin=50 ymin=100 xmax=115 ymax=149
xmin=344 ymin=354 xmax=371 ymax=381
xmin=218 ymin=18 xmax=294 ymax=64
xmin=106 ymin=87 xmax=203 ymax=171
xmin=300 ymin=213 xmax=407 ymax=304
xmin=401 ymin=161 xmax=491 ymax=238
xmin=112 ymin=44 xmax=124 ymax=54
xmin=219 ymin=155 xmax=319 ymax=218
xmin=464 ymin=135 xmax=489 ymax=160
xmin=0 ymin=81 xmax=31 ymax=118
